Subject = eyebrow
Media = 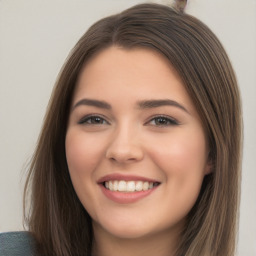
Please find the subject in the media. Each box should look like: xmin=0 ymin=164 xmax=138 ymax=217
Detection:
xmin=72 ymin=99 xmax=111 ymax=110
xmin=137 ymin=99 xmax=189 ymax=114
xmin=72 ymin=98 xmax=189 ymax=114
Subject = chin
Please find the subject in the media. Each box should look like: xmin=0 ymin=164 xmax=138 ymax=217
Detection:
xmin=93 ymin=216 xmax=157 ymax=240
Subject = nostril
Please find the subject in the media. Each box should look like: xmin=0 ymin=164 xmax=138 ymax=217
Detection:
xmin=105 ymin=131 xmax=144 ymax=163
xmin=106 ymin=146 xmax=144 ymax=163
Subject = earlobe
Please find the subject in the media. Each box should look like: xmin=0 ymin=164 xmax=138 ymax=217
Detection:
xmin=205 ymin=152 xmax=214 ymax=175
xmin=205 ymin=163 xmax=213 ymax=175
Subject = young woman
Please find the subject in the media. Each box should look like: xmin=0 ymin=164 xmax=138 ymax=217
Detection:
xmin=24 ymin=2 xmax=242 ymax=256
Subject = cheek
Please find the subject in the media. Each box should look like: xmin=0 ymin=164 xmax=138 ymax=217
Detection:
xmin=65 ymin=130 xmax=103 ymax=208
xmin=147 ymin=128 xmax=208 ymax=207
xmin=149 ymin=127 xmax=208 ymax=176
xmin=65 ymin=130 xmax=104 ymax=176
xmin=65 ymin=130 xmax=105 ymax=215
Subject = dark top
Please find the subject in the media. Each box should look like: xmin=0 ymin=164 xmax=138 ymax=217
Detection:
xmin=0 ymin=231 xmax=36 ymax=256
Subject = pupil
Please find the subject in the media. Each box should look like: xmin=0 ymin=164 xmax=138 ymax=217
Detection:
xmin=93 ymin=117 xmax=102 ymax=123
xmin=157 ymin=117 xmax=166 ymax=124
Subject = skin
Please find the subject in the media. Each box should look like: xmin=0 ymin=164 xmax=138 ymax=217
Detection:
xmin=65 ymin=46 xmax=211 ymax=256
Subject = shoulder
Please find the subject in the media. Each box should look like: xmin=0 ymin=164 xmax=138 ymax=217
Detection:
xmin=0 ymin=231 xmax=36 ymax=256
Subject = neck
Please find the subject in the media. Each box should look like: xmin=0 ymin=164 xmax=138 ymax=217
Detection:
xmin=92 ymin=223 xmax=181 ymax=256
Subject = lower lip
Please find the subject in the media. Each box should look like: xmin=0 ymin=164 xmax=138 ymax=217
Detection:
xmin=100 ymin=184 xmax=158 ymax=204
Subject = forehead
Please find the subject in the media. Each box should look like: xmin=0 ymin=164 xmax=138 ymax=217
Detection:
xmin=73 ymin=46 xmax=195 ymax=112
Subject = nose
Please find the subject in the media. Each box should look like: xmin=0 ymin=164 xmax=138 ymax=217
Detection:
xmin=105 ymin=124 xmax=144 ymax=164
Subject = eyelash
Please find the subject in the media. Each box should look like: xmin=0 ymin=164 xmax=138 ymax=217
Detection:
xmin=78 ymin=115 xmax=109 ymax=125
xmin=146 ymin=115 xmax=179 ymax=127
xmin=78 ymin=114 xmax=179 ymax=127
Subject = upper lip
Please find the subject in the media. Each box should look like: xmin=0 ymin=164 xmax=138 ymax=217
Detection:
xmin=97 ymin=173 xmax=160 ymax=184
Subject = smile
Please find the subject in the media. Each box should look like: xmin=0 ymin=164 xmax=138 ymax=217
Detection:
xmin=104 ymin=180 xmax=159 ymax=192
xmin=98 ymin=174 xmax=161 ymax=203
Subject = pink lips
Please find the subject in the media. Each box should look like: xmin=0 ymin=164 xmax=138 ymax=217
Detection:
xmin=98 ymin=174 xmax=160 ymax=204
xmin=97 ymin=174 xmax=158 ymax=183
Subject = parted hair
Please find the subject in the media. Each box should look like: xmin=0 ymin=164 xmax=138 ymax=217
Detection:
xmin=24 ymin=3 xmax=242 ymax=256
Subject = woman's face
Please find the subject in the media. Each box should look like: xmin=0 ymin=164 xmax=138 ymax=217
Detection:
xmin=66 ymin=46 xmax=211 ymax=240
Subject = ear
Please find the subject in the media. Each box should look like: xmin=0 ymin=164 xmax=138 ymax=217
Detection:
xmin=205 ymin=163 xmax=213 ymax=175
xmin=204 ymin=151 xmax=214 ymax=175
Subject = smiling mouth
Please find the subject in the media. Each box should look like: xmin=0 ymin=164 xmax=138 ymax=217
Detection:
xmin=104 ymin=180 xmax=160 ymax=193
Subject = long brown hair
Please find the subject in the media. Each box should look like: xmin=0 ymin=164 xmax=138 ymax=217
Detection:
xmin=24 ymin=3 xmax=242 ymax=256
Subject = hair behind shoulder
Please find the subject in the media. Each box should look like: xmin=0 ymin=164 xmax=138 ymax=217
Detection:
xmin=24 ymin=3 xmax=242 ymax=256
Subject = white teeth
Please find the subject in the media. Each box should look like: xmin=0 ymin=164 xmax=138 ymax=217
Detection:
xmin=109 ymin=181 xmax=113 ymax=190
xmin=135 ymin=181 xmax=143 ymax=191
xmin=143 ymin=181 xmax=149 ymax=191
xmin=113 ymin=180 xmax=118 ymax=191
xmin=127 ymin=181 xmax=136 ymax=192
xmin=104 ymin=180 xmax=155 ymax=192
xmin=118 ymin=180 xmax=127 ymax=191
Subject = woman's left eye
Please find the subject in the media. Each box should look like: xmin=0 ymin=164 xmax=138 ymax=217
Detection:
xmin=147 ymin=116 xmax=179 ymax=126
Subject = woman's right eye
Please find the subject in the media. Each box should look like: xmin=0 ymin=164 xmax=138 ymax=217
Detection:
xmin=78 ymin=115 xmax=109 ymax=125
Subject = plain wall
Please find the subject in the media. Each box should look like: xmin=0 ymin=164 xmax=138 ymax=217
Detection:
xmin=0 ymin=1 xmax=255 ymax=255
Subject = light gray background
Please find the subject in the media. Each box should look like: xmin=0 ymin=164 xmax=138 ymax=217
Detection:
xmin=0 ymin=0 xmax=255 ymax=255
